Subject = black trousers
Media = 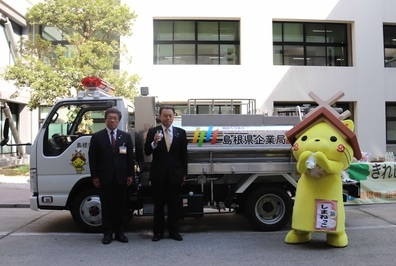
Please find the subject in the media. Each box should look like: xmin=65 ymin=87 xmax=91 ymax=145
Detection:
xmin=100 ymin=182 xmax=127 ymax=235
xmin=152 ymin=181 xmax=181 ymax=236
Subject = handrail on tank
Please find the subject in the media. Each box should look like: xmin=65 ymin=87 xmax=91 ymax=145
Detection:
xmin=187 ymin=98 xmax=257 ymax=115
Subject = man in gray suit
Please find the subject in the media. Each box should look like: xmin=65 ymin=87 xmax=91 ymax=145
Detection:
xmin=89 ymin=108 xmax=135 ymax=244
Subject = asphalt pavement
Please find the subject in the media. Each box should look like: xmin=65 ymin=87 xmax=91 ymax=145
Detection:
xmin=2 ymin=174 xmax=396 ymax=265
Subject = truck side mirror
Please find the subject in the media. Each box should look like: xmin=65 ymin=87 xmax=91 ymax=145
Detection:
xmin=0 ymin=118 xmax=10 ymax=146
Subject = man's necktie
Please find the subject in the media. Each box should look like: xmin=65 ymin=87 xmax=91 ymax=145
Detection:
xmin=110 ymin=131 xmax=116 ymax=148
xmin=165 ymin=128 xmax=171 ymax=151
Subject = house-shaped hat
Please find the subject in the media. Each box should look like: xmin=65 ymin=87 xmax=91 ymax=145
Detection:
xmin=285 ymin=92 xmax=362 ymax=160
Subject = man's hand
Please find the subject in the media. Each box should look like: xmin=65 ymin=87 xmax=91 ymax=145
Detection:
xmin=92 ymin=178 xmax=100 ymax=188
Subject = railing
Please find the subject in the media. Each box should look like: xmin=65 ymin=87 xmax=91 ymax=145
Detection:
xmin=187 ymin=98 xmax=257 ymax=114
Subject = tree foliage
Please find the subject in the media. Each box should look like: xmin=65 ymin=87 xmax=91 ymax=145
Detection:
xmin=2 ymin=0 xmax=139 ymax=109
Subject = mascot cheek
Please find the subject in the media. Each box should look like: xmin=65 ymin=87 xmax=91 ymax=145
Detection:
xmin=293 ymin=143 xmax=299 ymax=151
xmin=337 ymin=144 xmax=345 ymax=152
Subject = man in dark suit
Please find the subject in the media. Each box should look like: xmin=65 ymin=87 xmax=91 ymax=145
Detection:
xmin=144 ymin=105 xmax=188 ymax=242
xmin=89 ymin=108 xmax=134 ymax=244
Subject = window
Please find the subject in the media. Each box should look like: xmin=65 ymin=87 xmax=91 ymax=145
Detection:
xmin=43 ymin=103 xmax=108 ymax=156
xmin=40 ymin=25 xmax=121 ymax=69
xmin=0 ymin=19 xmax=23 ymax=67
xmin=0 ymin=103 xmax=19 ymax=155
xmin=153 ymin=20 xmax=240 ymax=65
xmin=383 ymin=25 xmax=396 ymax=67
xmin=274 ymin=102 xmax=353 ymax=118
xmin=386 ymin=103 xmax=396 ymax=144
xmin=161 ymin=102 xmax=242 ymax=115
xmin=273 ymin=22 xmax=350 ymax=66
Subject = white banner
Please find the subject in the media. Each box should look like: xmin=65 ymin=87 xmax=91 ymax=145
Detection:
xmin=347 ymin=162 xmax=396 ymax=204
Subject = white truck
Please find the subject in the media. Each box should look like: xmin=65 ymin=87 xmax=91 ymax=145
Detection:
xmin=1 ymin=78 xmax=359 ymax=232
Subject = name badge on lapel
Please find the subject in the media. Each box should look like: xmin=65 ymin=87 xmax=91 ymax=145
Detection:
xmin=119 ymin=143 xmax=127 ymax=154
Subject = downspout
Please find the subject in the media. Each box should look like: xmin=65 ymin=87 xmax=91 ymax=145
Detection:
xmin=4 ymin=16 xmax=19 ymax=61
xmin=2 ymin=16 xmax=24 ymax=156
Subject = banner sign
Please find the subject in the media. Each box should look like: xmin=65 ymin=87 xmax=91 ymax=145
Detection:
xmin=347 ymin=162 xmax=396 ymax=204
xmin=186 ymin=125 xmax=293 ymax=147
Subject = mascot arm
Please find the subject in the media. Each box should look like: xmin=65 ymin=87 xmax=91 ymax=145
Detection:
xmin=296 ymin=150 xmax=314 ymax=174
xmin=315 ymin=151 xmax=344 ymax=174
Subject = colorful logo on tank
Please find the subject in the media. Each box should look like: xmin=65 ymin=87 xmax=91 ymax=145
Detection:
xmin=192 ymin=125 xmax=218 ymax=147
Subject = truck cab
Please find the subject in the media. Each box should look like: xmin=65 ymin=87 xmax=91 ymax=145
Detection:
xmin=29 ymin=83 xmax=135 ymax=231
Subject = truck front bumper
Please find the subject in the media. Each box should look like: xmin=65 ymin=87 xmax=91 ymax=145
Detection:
xmin=30 ymin=196 xmax=38 ymax=211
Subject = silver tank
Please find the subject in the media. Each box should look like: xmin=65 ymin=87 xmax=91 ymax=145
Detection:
xmin=181 ymin=114 xmax=300 ymax=164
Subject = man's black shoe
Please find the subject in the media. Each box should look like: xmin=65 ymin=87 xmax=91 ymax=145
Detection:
xmin=169 ymin=233 xmax=183 ymax=241
xmin=115 ymin=233 xmax=129 ymax=243
xmin=102 ymin=234 xmax=112 ymax=245
xmin=152 ymin=234 xmax=163 ymax=242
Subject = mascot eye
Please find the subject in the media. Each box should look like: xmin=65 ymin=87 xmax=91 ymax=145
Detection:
xmin=330 ymin=136 xmax=337 ymax=142
xmin=301 ymin=135 xmax=308 ymax=141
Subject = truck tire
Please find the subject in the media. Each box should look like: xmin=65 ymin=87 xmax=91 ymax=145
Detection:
xmin=245 ymin=187 xmax=292 ymax=231
xmin=70 ymin=188 xmax=103 ymax=233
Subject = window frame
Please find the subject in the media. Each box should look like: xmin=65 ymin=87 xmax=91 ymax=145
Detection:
xmin=273 ymin=101 xmax=353 ymax=118
xmin=39 ymin=25 xmax=121 ymax=69
xmin=386 ymin=102 xmax=396 ymax=144
xmin=273 ymin=21 xmax=351 ymax=66
xmin=0 ymin=103 xmax=19 ymax=155
xmin=153 ymin=20 xmax=240 ymax=65
xmin=383 ymin=24 xmax=396 ymax=67
xmin=42 ymin=101 xmax=115 ymax=156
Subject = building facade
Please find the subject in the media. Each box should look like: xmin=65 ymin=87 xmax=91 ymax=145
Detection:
xmin=124 ymin=0 xmax=396 ymax=158
xmin=1 ymin=0 xmax=396 ymax=160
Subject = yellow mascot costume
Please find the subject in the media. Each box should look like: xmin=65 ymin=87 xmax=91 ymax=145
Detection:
xmin=284 ymin=95 xmax=361 ymax=248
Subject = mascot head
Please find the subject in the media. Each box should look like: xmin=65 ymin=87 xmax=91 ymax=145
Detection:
xmin=286 ymin=106 xmax=361 ymax=163
xmin=292 ymin=120 xmax=355 ymax=170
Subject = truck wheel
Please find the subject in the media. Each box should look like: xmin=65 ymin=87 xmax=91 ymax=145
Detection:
xmin=245 ymin=187 xmax=292 ymax=231
xmin=70 ymin=188 xmax=102 ymax=233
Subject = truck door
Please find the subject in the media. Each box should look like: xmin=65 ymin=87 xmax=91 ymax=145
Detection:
xmin=35 ymin=101 xmax=115 ymax=208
